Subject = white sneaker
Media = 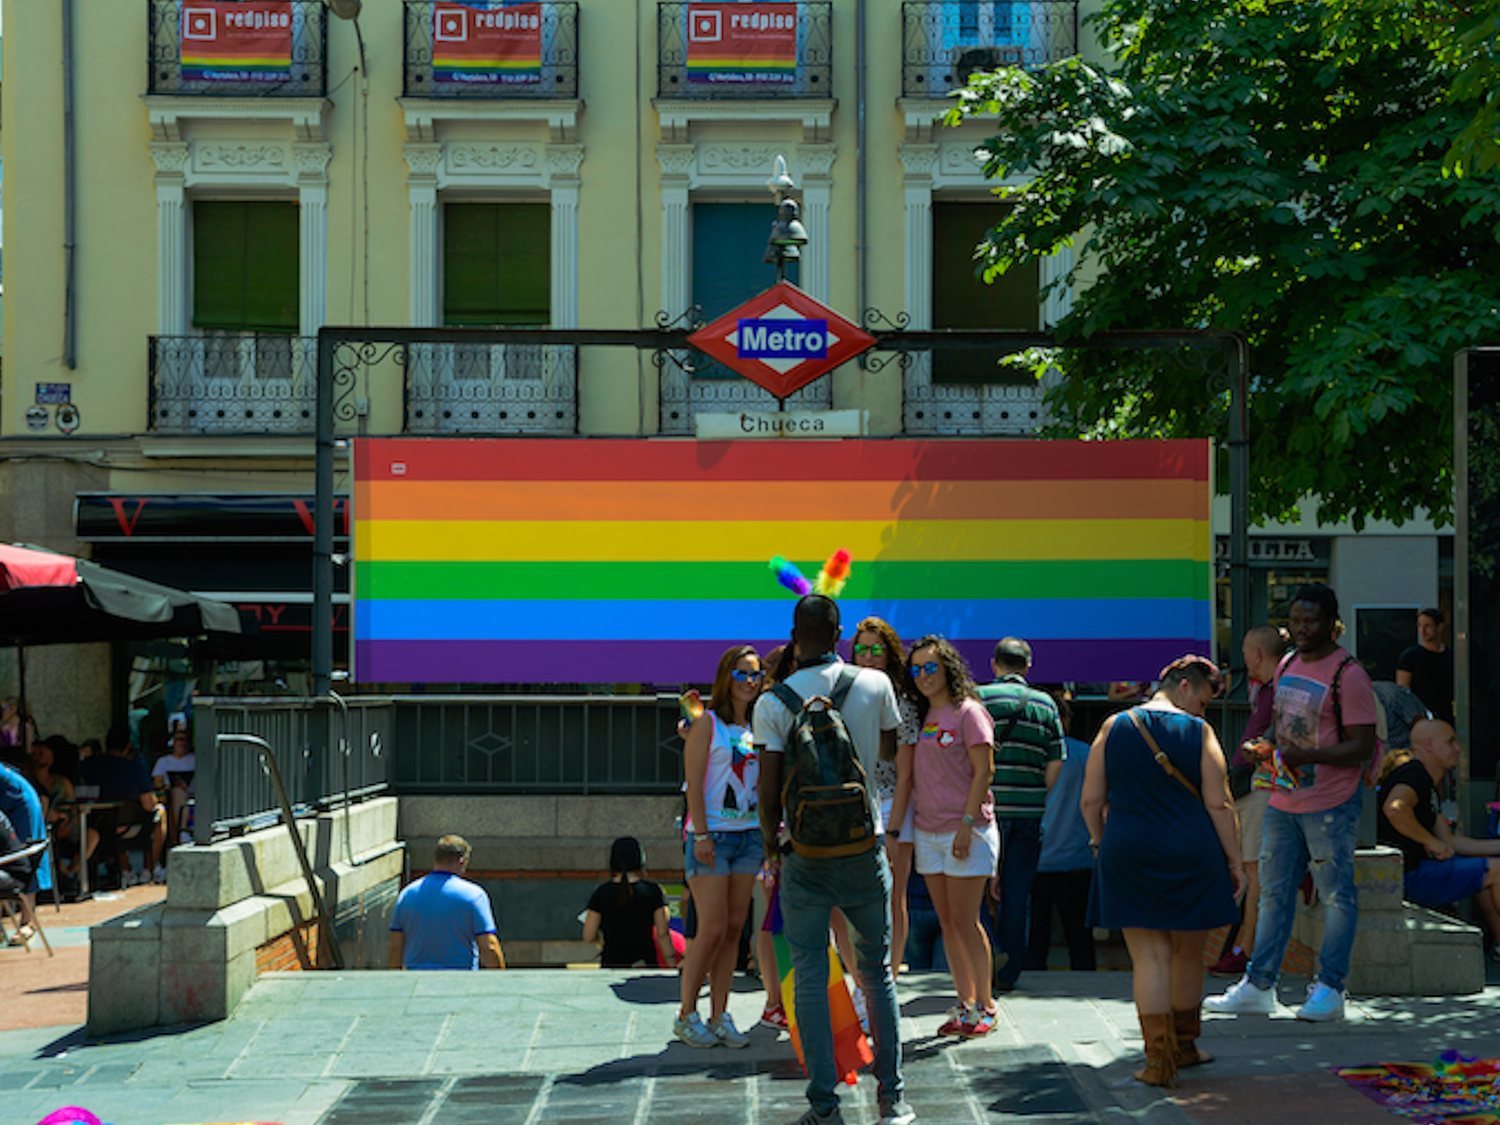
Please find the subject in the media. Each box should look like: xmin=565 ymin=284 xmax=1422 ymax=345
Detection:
xmin=120 ymin=869 xmax=142 ymax=888
xmin=1203 ymin=975 xmax=1277 ymax=1015
xmin=709 ymin=1011 xmax=750 ymax=1049
xmin=152 ymin=865 xmax=168 ymax=885
xmin=1295 ymin=981 xmax=1345 ymax=1022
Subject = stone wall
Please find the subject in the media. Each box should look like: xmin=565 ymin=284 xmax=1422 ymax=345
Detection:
xmin=399 ymin=794 xmax=684 ymax=966
xmin=88 ymin=797 xmax=403 ymax=1035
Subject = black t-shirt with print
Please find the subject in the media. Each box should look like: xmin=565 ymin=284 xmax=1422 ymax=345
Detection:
xmin=1397 ymin=644 xmax=1454 ymax=723
xmin=1376 ymin=759 xmax=1439 ymax=872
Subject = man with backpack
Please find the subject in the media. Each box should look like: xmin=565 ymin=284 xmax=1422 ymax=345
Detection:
xmin=1206 ymin=583 xmax=1378 ymax=1022
xmin=756 ymin=595 xmax=914 ymax=1125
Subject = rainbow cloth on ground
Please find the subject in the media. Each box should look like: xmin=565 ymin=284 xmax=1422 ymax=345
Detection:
xmin=352 ymin=437 xmax=1213 ymax=684
xmin=764 ymin=881 xmax=872 ymax=1085
xmin=1336 ymin=1053 xmax=1500 ymax=1123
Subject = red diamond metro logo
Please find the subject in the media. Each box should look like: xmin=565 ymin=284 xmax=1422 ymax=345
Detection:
xmin=687 ymin=282 xmax=876 ymax=399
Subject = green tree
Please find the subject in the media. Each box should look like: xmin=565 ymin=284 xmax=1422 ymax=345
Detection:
xmin=950 ymin=0 xmax=1500 ymax=527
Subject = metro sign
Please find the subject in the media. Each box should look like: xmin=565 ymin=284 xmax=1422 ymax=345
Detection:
xmin=687 ymin=282 xmax=877 ymax=398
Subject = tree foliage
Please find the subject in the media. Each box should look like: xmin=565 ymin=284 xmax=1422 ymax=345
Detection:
xmin=949 ymin=0 xmax=1500 ymax=527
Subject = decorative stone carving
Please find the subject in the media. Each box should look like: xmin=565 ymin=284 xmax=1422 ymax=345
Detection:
xmin=939 ymin=143 xmax=987 ymax=178
xmin=657 ymin=145 xmax=695 ymax=177
xmin=796 ymin=144 xmax=836 ymax=178
xmin=447 ymin=145 xmax=540 ymax=171
xmin=545 ymin=144 xmax=585 ymax=178
xmin=899 ymin=145 xmax=940 ymax=178
xmin=293 ymin=143 xmax=333 ymax=178
xmin=150 ymin=143 xmax=190 ymax=176
xmin=403 ymin=144 xmax=443 ymax=179
xmin=699 ymin=145 xmax=782 ymax=172
xmin=195 ymin=143 xmax=288 ymax=171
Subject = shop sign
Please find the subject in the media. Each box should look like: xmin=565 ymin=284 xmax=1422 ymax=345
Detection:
xmin=1214 ymin=538 xmax=1324 ymax=564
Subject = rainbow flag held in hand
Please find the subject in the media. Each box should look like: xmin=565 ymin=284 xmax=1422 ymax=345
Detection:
xmin=765 ymin=880 xmax=873 ymax=1085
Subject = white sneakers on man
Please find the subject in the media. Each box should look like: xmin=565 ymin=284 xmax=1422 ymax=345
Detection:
xmin=1202 ymin=976 xmax=1277 ymax=1015
xmin=1294 ymin=982 xmax=1346 ymax=1022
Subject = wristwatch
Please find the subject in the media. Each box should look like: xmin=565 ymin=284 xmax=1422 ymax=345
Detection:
xmin=888 ymin=828 xmax=901 ymax=840
xmin=960 ymin=813 xmax=975 ymax=827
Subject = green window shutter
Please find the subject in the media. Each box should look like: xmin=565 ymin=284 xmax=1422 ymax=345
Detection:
xmin=442 ymin=203 xmax=551 ymax=326
xmin=931 ymin=202 xmax=1039 ymax=384
xmin=192 ymin=201 xmax=299 ymax=333
xmin=691 ymin=202 xmax=797 ymax=378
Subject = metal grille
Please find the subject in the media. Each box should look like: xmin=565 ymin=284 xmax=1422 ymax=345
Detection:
xmin=903 ymin=358 xmax=1050 ymax=435
xmin=658 ymin=364 xmax=833 ymax=434
xmin=402 ymin=0 xmax=579 ymax=99
xmin=193 ymin=696 xmax=392 ymax=842
xmin=657 ymin=1 xmax=832 ymax=99
xmin=147 ymin=0 xmax=328 ymax=98
xmin=901 ymin=0 xmax=1078 ymax=98
xmin=405 ymin=343 xmax=578 ymax=434
xmin=149 ymin=334 xmax=318 ymax=434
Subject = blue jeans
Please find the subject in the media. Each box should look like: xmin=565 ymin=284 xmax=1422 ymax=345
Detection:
xmin=780 ymin=846 xmax=904 ymax=1115
xmin=994 ymin=817 xmax=1041 ymax=987
xmin=1246 ymin=791 xmax=1362 ymax=992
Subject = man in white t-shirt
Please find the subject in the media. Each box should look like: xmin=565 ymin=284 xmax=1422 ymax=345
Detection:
xmin=755 ymin=595 xmax=913 ymax=1125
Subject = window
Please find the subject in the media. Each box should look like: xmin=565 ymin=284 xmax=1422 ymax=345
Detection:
xmin=931 ymin=201 xmax=1039 ymax=384
xmin=192 ymin=200 xmax=300 ymax=333
xmin=443 ymin=203 xmax=550 ymax=326
xmin=692 ymin=202 xmax=796 ymax=378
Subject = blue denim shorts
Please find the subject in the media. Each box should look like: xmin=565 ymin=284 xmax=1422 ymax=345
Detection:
xmin=685 ymin=829 xmax=764 ymax=878
xmin=1405 ymin=856 xmax=1489 ymax=907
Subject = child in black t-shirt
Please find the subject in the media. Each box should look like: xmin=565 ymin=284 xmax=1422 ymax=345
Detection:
xmin=582 ymin=837 xmax=679 ymax=969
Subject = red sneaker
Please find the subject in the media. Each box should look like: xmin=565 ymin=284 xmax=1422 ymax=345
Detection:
xmin=1208 ymin=948 xmax=1248 ymax=977
xmin=960 ymin=1007 xmax=999 ymax=1037
xmin=937 ymin=1005 xmax=971 ymax=1036
xmin=759 ymin=1006 xmax=789 ymax=1031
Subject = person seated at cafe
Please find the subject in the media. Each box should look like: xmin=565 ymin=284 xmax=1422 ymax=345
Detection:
xmin=79 ymin=725 xmax=167 ymax=887
xmin=1378 ymin=719 xmax=1500 ymax=952
xmin=153 ymin=726 xmax=196 ymax=848
xmin=0 ymin=750 xmax=50 ymax=942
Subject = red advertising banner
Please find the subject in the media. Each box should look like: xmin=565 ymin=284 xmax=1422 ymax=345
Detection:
xmin=180 ymin=1 xmax=294 ymax=83
xmin=432 ymin=1 xmax=543 ymax=86
xmin=686 ymin=2 xmax=798 ymax=85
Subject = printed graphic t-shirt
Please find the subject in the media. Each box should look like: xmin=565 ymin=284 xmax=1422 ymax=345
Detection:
xmin=1270 ymin=648 xmax=1377 ymax=815
xmin=699 ymin=715 xmax=759 ymax=833
xmin=913 ymin=698 xmax=996 ymax=833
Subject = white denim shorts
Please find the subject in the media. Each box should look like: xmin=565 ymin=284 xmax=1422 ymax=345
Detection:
xmin=914 ymin=821 xmax=1000 ymax=880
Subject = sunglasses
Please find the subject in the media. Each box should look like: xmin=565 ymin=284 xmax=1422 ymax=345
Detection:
xmin=853 ymin=643 xmax=885 ymax=657
xmin=731 ymin=669 xmax=765 ymax=684
xmin=912 ymin=661 xmax=942 ymax=677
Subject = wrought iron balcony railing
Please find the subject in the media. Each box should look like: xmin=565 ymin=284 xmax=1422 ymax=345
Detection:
xmin=405 ymin=343 xmax=578 ymax=434
xmin=659 ymin=362 xmax=832 ymax=434
xmin=148 ymin=0 xmax=328 ymax=98
xmin=901 ymin=0 xmax=1078 ymax=98
xmin=658 ymin=2 xmax=831 ymax=100
xmin=402 ymin=0 xmax=579 ymax=99
xmin=149 ymin=334 xmax=318 ymax=434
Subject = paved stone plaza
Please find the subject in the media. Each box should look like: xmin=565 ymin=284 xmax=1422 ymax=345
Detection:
xmin=5 ymin=969 xmax=1499 ymax=1124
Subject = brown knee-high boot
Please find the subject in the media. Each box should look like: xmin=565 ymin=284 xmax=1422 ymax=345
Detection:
xmin=1134 ymin=1011 xmax=1178 ymax=1087
xmin=1173 ymin=1007 xmax=1213 ymax=1067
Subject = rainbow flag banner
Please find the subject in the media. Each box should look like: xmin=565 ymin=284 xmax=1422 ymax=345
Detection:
xmin=432 ymin=1 xmax=543 ymax=86
xmin=351 ymin=437 xmax=1213 ymax=684
xmin=766 ymin=882 xmax=873 ymax=1085
xmin=685 ymin=2 xmax=798 ymax=85
xmin=179 ymin=1 xmax=293 ymax=84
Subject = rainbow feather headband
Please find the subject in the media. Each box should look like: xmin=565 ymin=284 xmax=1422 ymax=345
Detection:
xmin=768 ymin=549 xmax=852 ymax=598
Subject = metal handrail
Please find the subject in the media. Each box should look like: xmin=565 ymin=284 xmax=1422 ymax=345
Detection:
xmin=215 ymin=733 xmax=344 ymax=970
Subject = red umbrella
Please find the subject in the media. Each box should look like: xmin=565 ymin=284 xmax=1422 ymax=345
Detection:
xmin=0 ymin=543 xmax=79 ymax=591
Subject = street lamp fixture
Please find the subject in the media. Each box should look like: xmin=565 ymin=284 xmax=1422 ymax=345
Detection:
xmin=764 ymin=154 xmax=808 ymax=282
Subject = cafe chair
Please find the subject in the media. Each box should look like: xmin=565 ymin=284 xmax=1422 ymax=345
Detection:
xmin=0 ymin=839 xmax=55 ymax=956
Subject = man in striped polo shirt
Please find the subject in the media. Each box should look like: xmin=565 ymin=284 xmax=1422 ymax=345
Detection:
xmin=977 ymin=637 xmax=1065 ymax=993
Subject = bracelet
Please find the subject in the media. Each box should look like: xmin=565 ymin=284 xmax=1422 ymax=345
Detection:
xmin=693 ymin=833 xmax=712 ymax=843
xmin=960 ymin=813 xmax=975 ymax=827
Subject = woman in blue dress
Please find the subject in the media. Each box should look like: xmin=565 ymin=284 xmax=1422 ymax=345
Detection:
xmin=1082 ymin=656 xmax=1245 ymax=1088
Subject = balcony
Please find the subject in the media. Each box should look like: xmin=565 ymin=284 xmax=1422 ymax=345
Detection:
xmin=149 ymin=335 xmax=317 ymax=434
xmin=148 ymin=0 xmax=327 ymax=98
xmin=901 ymin=0 xmax=1078 ymax=98
xmin=659 ymin=365 xmax=832 ymax=435
xmin=402 ymin=1 xmax=579 ymax=99
xmin=149 ymin=336 xmax=578 ymax=436
xmin=404 ymin=343 xmax=577 ymax=434
xmin=657 ymin=2 xmax=831 ymax=100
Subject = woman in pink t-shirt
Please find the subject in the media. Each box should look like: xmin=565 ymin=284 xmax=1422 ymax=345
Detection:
xmin=905 ymin=635 xmax=999 ymax=1038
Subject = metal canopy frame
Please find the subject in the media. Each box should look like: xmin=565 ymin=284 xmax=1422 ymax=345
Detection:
xmin=313 ymin=323 xmax=1249 ymax=699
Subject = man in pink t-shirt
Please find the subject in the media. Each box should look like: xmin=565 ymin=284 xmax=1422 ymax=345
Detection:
xmin=1206 ymin=583 xmax=1377 ymax=1023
